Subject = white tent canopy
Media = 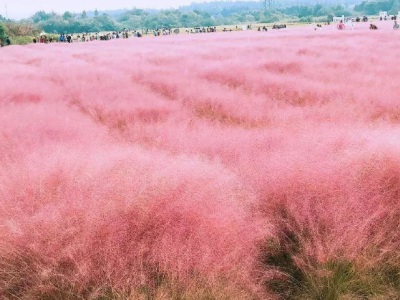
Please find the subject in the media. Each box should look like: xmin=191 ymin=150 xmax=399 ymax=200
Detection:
xmin=379 ymin=11 xmax=388 ymax=18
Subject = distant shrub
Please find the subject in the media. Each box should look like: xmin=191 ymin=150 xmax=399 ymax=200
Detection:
xmin=299 ymin=16 xmax=313 ymax=23
xmin=12 ymin=35 xmax=35 ymax=45
xmin=0 ymin=22 xmax=6 ymax=43
xmin=4 ymin=22 xmax=39 ymax=36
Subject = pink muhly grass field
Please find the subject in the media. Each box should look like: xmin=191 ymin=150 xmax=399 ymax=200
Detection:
xmin=1 ymin=24 xmax=400 ymax=299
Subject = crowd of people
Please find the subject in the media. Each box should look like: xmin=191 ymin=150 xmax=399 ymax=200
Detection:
xmin=334 ymin=14 xmax=399 ymax=31
xmin=30 ymin=25 xmax=249 ymax=44
xmin=148 ymin=28 xmax=176 ymax=36
xmin=184 ymin=26 xmax=217 ymax=33
xmin=335 ymin=19 xmax=399 ymax=30
xmin=31 ymin=29 xmax=143 ymax=44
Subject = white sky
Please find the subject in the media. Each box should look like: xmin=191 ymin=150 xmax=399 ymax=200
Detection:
xmin=0 ymin=0 xmax=226 ymax=20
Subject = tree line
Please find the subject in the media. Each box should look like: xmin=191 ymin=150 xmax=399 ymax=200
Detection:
xmin=3 ymin=5 xmax=354 ymax=35
xmin=355 ymin=0 xmax=399 ymax=16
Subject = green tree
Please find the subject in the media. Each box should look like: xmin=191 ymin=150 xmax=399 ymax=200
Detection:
xmin=95 ymin=14 xmax=118 ymax=31
xmin=355 ymin=0 xmax=392 ymax=15
xmin=331 ymin=5 xmax=352 ymax=17
xmin=32 ymin=11 xmax=52 ymax=23
xmin=120 ymin=15 xmax=143 ymax=29
xmin=389 ymin=0 xmax=400 ymax=15
xmin=180 ymin=14 xmax=189 ymax=27
xmin=63 ymin=11 xmax=73 ymax=20
xmin=94 ymin=9 xmax=99 ymax=17
xmin=0 ymin=22 xmax=6 ymax=44
xmin=81 ymin=11 xmax=88 ymax=19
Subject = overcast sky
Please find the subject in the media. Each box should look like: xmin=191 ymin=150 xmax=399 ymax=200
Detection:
xmin=0 ymin=0 xmax=222 ymax=20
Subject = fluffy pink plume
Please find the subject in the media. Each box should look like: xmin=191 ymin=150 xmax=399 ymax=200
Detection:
xmin=1 ymin=23 xmax=400 ymax=298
